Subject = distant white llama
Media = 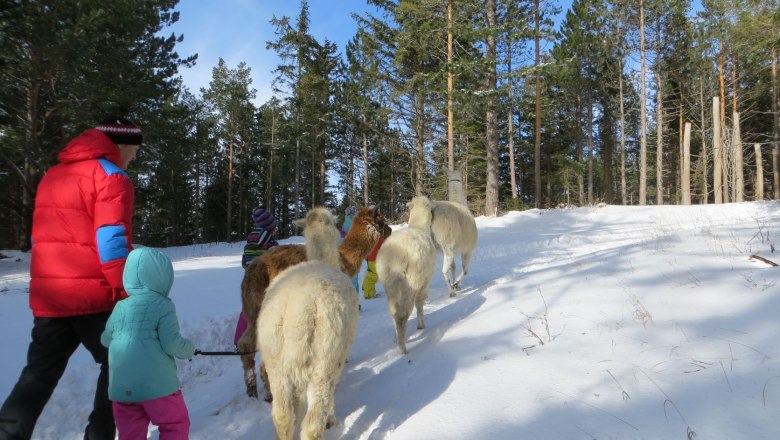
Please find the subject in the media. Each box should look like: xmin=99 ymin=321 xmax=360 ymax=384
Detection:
xmin=376 ymin=196 xmax=437 ymax=354
xmin=256 ymin=207 xmax=359 ymax=440
xmin=431 ymin=167 xmax=478 ymax=296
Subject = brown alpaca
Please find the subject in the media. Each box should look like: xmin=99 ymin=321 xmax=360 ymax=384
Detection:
xmin=238 ymin=205 xmax=392 ymax=399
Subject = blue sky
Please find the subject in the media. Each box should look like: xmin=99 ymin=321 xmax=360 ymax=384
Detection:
xmin=168 ymin=1 xmax=578 ymax=106
xmin=169 ymin=0 xmax=375 ymax=104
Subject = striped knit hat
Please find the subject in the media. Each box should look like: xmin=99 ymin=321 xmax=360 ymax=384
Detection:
xmin=252 ymin=208 xmax=277 ymax=231
xmin=96 ymin=116 xmax=143 ymax=146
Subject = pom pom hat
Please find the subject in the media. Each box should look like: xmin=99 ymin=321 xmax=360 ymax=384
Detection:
xmin=252 ymin=208 xmax=277 ymax=231
xmin=96 ymin=116 xmax=143 ymax=146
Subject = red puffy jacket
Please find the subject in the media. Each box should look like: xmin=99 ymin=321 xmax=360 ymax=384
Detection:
xmin=365 ymin=237 xmax=385 ymax=262
xmin=29 ymin=129 xmax=134 ymax=317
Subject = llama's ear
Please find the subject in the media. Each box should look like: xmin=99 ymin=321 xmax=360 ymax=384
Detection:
xmin=293 ymin=218 xmax=306 ymax=230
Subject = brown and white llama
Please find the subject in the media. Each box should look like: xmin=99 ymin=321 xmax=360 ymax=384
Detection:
xmin=238 ymin=206 xmax=391 ymax=399
xmin=430 ymin=167 xmax=478 ymax=296
xmin=375 ymin=196 xmax=437 ymax=354
xmin=257 ymin=207 xmax=359 ymax=440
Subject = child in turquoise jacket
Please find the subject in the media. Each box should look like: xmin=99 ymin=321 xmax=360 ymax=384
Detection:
xmin=101 ymin=247 xmax=195 ymax=440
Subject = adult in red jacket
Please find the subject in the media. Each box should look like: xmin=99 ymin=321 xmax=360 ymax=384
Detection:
xmin=0 ymin=117 xmax=142 ymax=440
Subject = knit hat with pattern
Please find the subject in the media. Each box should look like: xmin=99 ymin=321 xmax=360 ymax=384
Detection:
xmin=252 ymin=208 xmax=277 ymax=231
xmin=96 ymin=116 xmax=143 ymax=146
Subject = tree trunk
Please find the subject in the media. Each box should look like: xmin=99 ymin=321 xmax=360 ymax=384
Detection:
xmin=294 ymin=135 xmax=301 ymax=219
xmin=655 ymin=24 xmax=663 ymax=205
xmin=771 ymin=46 xmax=779 ymax=199
xmin=639 ymin=0 xmax=647 ymax=205
xmin=363 ymin=130 xmax=369 ymax=206
xmin=619 ymin=58 xmax=627 ymax=205
xmin=415 ymin=92 xmax=425 ymax=196
xmin=713 ymin=97 xmax=723 ymax=204
xmin=484 ymin=0 xmax=499 ymax=217
xmin=755 ymin=143 xmax=764 ymax=201
xmin=682 ymin=122 xmax=691 ymax=205
xmin=447 ymin=0 xmax=455 ymax=171
xmin=718 ymin=42 xmax=728 ymax=203
xmin=533 ymin=0 xmax=542 ymax=207
xmin=267 ymin=109 xmax=276 ymax=212
xmin=732 ymin=112 xmax=744 ymax=202
xmin=699 ymin=76 xmax=708 ymax=203
xmin=507 ymin=36 xmax=518 ymax=199
xmin=587 ymin=94 xmax=594 ymax=205
xmin=227 ymin=131 xmax=234 ymax=240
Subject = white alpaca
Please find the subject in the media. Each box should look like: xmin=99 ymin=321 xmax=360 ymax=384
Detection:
xmin=376 ymin=196 xmax=437 ymax=354
xmin=431 ymin=167 xmax=478 ymax=296
xmin=256 ymin=207 xmax=359 ymax=440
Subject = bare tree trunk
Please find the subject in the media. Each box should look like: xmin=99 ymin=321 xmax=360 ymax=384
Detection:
xmin=682 ymin=122 xmax=691 ymax=205
xmin=507 ymin=36 xmax=518 ymax=199
xmin=713 ymin=97 xmax=723 ymax=203
xmin=718 ymin=42 xmax=729 ymax=203
xmin=656 ymin=87 xmax=664 ymax=205
xmin=415 ymin=92 xmax=425 ymax=196
xmin=267 ymin=109 xmax=276 ymax=211
xmin=587 ymin=94 xmax=594 ymax=205
xmin=574 ymin=94 xmax=585 ymax=206
xmin=363 ymin=131 xmax=369 ymax=206
xmin=533 ymin=0 xmax=542 ymax=207
xmin=576 ymin=95 xmax=584 ymax=206
xmin=639 ymin=0 xmax=647 ymax=205
xmin=771 ymin=46 xmax=779 ymax=199
xmin=227 ymin=131 xmax=234 ymax=240
xmin=699 ymin=76 xmax=708 ymax=204
xmin=447 ymin=0 xmax=454 ymax=171
xmin=619 ymin=58 xmax=627 ymax=205
xmin=655 ymin=23 xmax=664 ymax=205
xmin=484 ymin=0 xmax=499 ymax=216
xmin=755 ymin=143 xmax=764 ymax=200
xmin=732 ymin=112 xmax=744 ymax=202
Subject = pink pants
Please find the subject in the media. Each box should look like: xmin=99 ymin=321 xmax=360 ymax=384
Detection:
xmin=234 ymin=312 xmax=248 ymax=345
xmin=113 ymin=390 xmax=190 ymax=440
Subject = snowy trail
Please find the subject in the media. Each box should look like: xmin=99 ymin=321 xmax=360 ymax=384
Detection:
xmin=0 ymin=201 xmax=779 ymax=439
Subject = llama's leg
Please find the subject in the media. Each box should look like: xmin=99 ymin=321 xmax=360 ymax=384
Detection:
xmin=440 ymin=250 xmax=456 ymax=295
xmin=301 ymin=379 xmax=331 ymax=440
xmin=415 ymin=289 xmax=426 ymax=330
xmin=260 ymin=361 xmax=273 ymax=402
xmin=451 ymin=250 xmax=473 ymax=293
xmin=325 ymin=368 xmax=342 ymax=429
xmin=269 ymin=378 xmax=295 ymax=440
xmin=238 ymin=328 xmax=258 ymax=398
xmin=395 ymin=314 xmax=409 ymax=354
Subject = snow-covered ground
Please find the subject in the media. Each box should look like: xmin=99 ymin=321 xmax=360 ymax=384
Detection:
xmin=1 ymin=201 xmax=779 ymax=439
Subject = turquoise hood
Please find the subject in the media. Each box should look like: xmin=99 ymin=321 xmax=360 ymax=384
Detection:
xmin=123 ymin=246 xmax=174 ymax=298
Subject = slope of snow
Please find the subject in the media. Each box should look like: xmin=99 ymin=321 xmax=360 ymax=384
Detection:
xmin=1 ymin=201 xmax=778 ymax=439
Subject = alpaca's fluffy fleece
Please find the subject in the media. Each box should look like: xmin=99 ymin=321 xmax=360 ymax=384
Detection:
xmin=430 ymin=201 xmax=477 ymax=296
xmin=257 ymin=207 xmax=359 ymax=440
xmin=238 ymin=206 xmax=390 ymax=399
xmin=376 ymin=196 xmax=437 ymax=354
xmin=431 ymin=167 xmax=478 ymax=296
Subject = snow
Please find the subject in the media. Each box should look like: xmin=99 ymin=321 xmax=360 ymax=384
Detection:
xmin=1 ymin=201 xmax=779 ymax=439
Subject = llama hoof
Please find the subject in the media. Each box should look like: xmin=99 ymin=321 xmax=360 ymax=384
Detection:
xmin=449 ymin=291 xmax=457 ymax=298
xmin=263 ymin=393 xmax=273 ymax=403
xmin=246 ymin=388 xmax=258 ymax=399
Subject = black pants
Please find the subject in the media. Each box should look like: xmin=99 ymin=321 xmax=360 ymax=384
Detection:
xmin=0 ymin=312 xmax=115 ymax=440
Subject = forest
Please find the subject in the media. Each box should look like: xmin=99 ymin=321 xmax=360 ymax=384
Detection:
xmin=0 ymin=0 xmax=778 ymax=249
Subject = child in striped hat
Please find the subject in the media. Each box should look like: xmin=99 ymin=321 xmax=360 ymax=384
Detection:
xmin=234 ymin=208 xmax=279 ymax=346
xmin=241 ymin=208 xmax=279 ymax=268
